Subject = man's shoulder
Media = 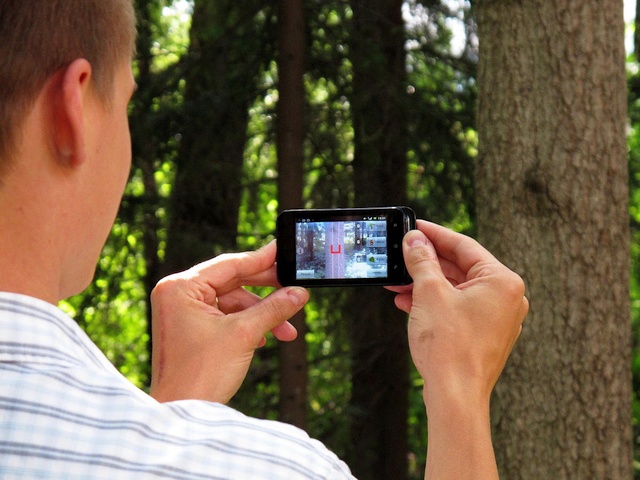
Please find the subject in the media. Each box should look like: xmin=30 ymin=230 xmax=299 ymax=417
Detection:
xmin=0 ymin=365 xmax=353 ymax=479
xmin=0 ymin=291 xmax=117 ymax=372
xmin=0 ymin=292 xmax=354 ymax=479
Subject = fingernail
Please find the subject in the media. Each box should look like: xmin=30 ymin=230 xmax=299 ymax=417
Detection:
xmin=410 ymin=236 xmax=426 ymax=247
xmin=287 ymin=287 xmax=308 ymax=306
xmin=405 ymin=230 xmax=427 ymax=248
xmin=409 ymin=232 xmax=427 ymax=247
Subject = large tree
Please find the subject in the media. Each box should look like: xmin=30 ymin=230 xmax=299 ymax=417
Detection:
xmin=475 ymin=0 xmax=633 ymax=477
xmin=164 ymin=0 xmax=275 ymax=273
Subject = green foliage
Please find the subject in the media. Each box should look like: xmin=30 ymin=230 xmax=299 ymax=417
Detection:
xmin=67 ymin=0 xmax=478 ymax=473
xmin=60 ymin=219 xmax=150 ymax=388
xmin=303 ymin=290 xmax=352 ymax=457
xmin=627 ymin=52 xmax=640 ymax=478
xmin=404 ymin=0 xmax=477 ymax=232
xmin=66 ymin=0 xmax=640 ymax=477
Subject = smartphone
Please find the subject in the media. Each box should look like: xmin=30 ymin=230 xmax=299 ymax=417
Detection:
xmin=276 ymin=206 xmax=416 ymax=287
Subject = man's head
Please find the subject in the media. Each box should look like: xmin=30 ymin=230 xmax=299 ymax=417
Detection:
xmin=0 ymin=0 xmax=137 ymax=302
xmin=0 ymin=0 xmax=136 ymax=167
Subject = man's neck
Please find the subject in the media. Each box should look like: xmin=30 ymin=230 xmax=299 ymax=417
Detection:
xmin=0 ymin=231 xmax=61 ymax=305
xmin=0 ymin=168 xmax=63 ymax=305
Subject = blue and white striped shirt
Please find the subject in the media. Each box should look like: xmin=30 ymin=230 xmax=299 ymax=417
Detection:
xmin=0 ymin=292 xmax=354 ymax=479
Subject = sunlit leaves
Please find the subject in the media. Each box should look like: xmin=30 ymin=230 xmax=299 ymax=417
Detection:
xmin=627 ymin=47 xmax=640 ymax=470
xmin=68 ymin=0 xmax=488 ymax=475
xmin=60 ymin=220 xmax=150 ymax=388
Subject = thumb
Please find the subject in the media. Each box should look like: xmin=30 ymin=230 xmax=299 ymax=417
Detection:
xmin=236 ymin=287 xmax=309 ymax=343
xmin=403 ymin=230 xmax=449 ymax=294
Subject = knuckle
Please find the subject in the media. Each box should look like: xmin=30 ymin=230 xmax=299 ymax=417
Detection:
xmin=235 ymin=321 xmax=258 ymax=345
xmin=412 ymin=268 xmax=446 ymax=294
xmin=266 ymin=298 xmax=290 ymax=321
xmin=406 ymin=245 xmax=434 ymax=268
xmin=505 ymin=271 xmax=526 ymax=299
xmin=150 ymin=275 xmax=175 ymax=299
xmin=151 ymin=272 xmax=192 ymax=303
xmin=496 ymin=269 xmax=528 ymax=314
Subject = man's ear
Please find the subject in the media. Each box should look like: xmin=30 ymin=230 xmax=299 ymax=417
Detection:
xmin=52 ymin=58 xmax=93 ymax=167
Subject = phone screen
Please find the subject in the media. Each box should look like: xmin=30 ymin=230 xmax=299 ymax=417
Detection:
xmin=277 ymin=207 xmax=415 ymax=287
xmin=295 ymin=217 xmax=389 ymax=280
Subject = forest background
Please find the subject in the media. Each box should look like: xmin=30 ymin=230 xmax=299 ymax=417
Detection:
xmin=60 ymin=0 xmax=640 ymax=478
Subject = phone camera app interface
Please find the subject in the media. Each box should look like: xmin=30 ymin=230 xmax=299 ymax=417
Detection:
xmin=295 ymin=216 xmax=388 ymax=280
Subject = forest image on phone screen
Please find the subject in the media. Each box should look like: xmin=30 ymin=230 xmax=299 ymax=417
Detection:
xmin=295 ymin=218 xmax=388 ymax=280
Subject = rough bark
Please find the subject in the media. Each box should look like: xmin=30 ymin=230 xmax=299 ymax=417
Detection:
xmin=475 ymin=0 xmax=633 ymax=477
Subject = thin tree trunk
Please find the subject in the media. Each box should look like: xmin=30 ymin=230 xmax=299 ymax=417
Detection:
xmin=476 ymin=0 xmax=632 ymax=477
xmin=130 ymin=0 xmax=162 ymax=384
xmin=276 ymin=0 xmax=308 ymax=430
xmin=346 ymin=1 xmax=409 ymax=478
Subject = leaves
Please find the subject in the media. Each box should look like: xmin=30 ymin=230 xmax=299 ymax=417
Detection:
xmin=65 ymin=0 xmax=640 ymax=477
xmin=68 ymin=0 xmax=475 ymax=471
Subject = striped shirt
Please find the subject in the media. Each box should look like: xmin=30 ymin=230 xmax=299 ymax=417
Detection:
xmin=0 ymin=292 xmax=355 ymax=479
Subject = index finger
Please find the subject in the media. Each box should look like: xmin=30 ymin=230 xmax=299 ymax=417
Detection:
xmin=416 ymin=220 xmax=498 ymax=275
xmin=190 ymin=241 xmax=281 ymax=295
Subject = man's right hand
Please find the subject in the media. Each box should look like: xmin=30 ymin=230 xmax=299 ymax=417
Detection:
xmin=389 ymin=220 xmax=528 ymax=479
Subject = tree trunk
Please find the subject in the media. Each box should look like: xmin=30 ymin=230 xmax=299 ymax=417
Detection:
xmin=475 ymin=0 xmax=633 ymax=477
xmin=346 ymin=1 xmax=409 ymax=478
xmin=164 ymin=0 xmax=266 ymax=273
xmin=276 ymin=0 xmax=308 ymax=430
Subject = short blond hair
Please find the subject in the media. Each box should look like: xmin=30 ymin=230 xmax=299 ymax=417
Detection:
xmin=0 ymin=0 xmax=136 ymax=164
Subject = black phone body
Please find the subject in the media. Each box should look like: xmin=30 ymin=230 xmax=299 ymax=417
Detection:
xmin=276 ymin=207 xmax=416 ymax=287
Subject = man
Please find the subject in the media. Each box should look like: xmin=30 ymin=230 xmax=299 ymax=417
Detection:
xmin=0 ymin=1 xmax=528 ymax=478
